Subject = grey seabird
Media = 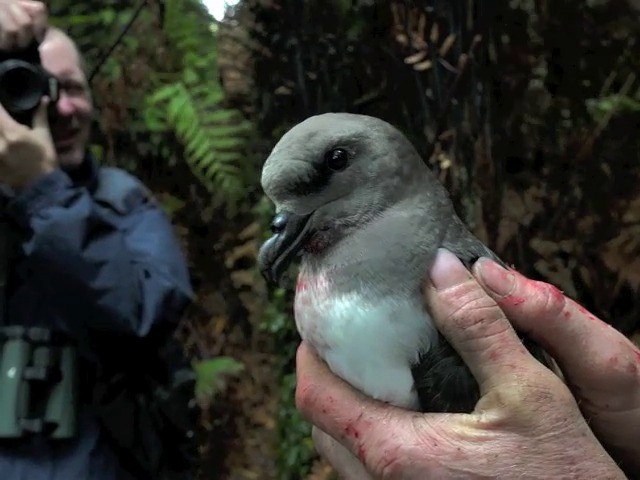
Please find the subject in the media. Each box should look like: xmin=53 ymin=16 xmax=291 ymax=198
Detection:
xmin=258 ymin=112 xmax=549 ymax=412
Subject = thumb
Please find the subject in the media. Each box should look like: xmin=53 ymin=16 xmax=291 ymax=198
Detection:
xmin=424 ymin=249 xmax=535 ymax=392
xmin=32 ymin=96 xmax=51 ymax=132
xmin=296 ymin=342 xmax=467 ymax=478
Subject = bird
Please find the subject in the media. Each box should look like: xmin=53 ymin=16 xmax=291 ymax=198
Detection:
xmin=257 ymin=112 xmax=550 ymax=413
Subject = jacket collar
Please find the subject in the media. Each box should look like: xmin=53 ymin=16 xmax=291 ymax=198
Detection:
xmin=0 ymin=151 xmax=100 ymax=210
xmin=63 ymin=151 xmax=100 ymax=192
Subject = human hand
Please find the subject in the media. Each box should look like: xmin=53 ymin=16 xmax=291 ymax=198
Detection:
xmin=0 ymin=99 xmax=55 ymax=189
xmin=295 ymin=249 xmax=626 ymax=479
xmin=475 ymin=256 xmax=640 ymax=474
xmin=0 ymin=0 xmax=47 ymax=49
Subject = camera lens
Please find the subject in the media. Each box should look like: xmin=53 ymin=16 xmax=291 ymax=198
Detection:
xmin=0 ymin=63 xmax=44 ymax=113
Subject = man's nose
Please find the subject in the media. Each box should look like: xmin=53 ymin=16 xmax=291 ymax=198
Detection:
xmin=55 ymin=92 xmax=76 ymax=116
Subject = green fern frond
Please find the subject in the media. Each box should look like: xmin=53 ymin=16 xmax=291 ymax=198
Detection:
xmin=145 ymin=80 xmax=253 ymax=211
xmin=142 ymin=0 xmax=255 ymax=214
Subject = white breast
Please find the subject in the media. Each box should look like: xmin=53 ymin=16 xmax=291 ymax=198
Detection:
xmin=294 ymin=270 xmax=437 ymax=410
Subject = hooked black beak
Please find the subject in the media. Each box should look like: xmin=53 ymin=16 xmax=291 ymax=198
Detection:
xmin=258 ymin=210 xmax=313 ymax=285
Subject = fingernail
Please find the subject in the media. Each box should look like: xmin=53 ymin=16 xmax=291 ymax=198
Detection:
xmin=429 ymin=248 xmax=471 ymax=290
xmin=476 ymin=258 xmax=515 ymax=297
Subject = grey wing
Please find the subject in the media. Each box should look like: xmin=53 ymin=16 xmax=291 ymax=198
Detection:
xmin=412 ymin=338 xmax=479 ymax=413
xmin=442 ymin=221 xmax=505 ymax=268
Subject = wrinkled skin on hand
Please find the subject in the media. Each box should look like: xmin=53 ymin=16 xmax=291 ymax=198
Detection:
xmin=476 ymin=257 xmax=640 ymax=474
xmin=295 ymin=250 xmax=634 ymax=479
xmin=0 ymin=99 xmax=55 ymax=189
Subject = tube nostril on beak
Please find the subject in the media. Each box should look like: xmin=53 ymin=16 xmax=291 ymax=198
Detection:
xmin=270 ymin=212 xmax=289 ymax=234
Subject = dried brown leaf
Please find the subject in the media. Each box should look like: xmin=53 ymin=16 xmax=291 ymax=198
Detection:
xmin=496 ymin=189 xmax=526 ymax=251
xmin=250 ymin=409 xmax=276 ymax=430
xmin=226 ymin=240 xmax=258 ymax=267
xmin=430 ymin=22 xmax=439 ymax=43
xmin=213 ymin=315 xmax=229 ymax=336
xmin=417 ymin=11 xmax=427 ymax=37
xmin=522 ymin=187 xmax=545 ymax=221
xmin=231 ymin=269 xmax=258 ymax=289
xmin=413 ymin=59 xmax=433 ymax=71
xmin=529 ymin=238 xmax=559 ymax=256
xmin=439 ymin=34 xmax=457 ymax=56
xmin=307 ymin=460 xmax=337 ymax=480
xmin=275 ymin=85 xmax=292 ymax=95
xmin=577 ymin=215 xmax=596 ymax=237
xmin=600 ymin=194 xmax=640 ymax=292
xmin=601 ymin=228 xmax=640 ymax=291
xmin=622 ymin=196 xmax=640 ymax=223
xmin=395 ymin=33 xmax=409 ymax=46
xmin=533 ymin=258 xmax=578 ymax=299
xmin=578 ymin=265 xmax=593 ymax=289
xmin=239 ymin=221 xmax=261 ymax=240
xmin=503 ymin=189 xmax=528 ymax=218
xmin=201 ymin=291 xmax=227 ymax=315
xmin=436 ymin=152 xmax=452 ymax=170
xmin=410 ymin=34 xmax=428 ymax=50
xmin=404 ymin=50 xmax=427 ymax=65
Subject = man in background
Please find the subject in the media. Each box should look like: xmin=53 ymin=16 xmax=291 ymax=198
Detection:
xmin=0 ymin=1 xmax=195 ymax=479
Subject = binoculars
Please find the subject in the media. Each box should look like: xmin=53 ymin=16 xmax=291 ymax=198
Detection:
xmin=0 ymin=326 xmax=77 ymax=440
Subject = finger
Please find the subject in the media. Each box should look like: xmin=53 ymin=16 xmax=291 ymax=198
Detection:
xmin=295 ymin=342 xmax=407 ymax=466
xmin=0 ymin=99 xmax=20 ymax=134
xmin=296 ymin=342 xmax=468 ymax=477
xmin=31 ymin=96 xmax=50 ymax=132
xmin=312 ymin=427 xmax=374 ymax=480
xmin=20 ymin=0 xmax=47 ymax=42
xmin=0 ymin=6 xmax=19 ymax=50
xmin=474 ymin=258 xmax=640 ymax=394
xmin=425 ymin=249 xmax=538 ymax=392
xmin=9 ymin=3 xmax=31 ymax=48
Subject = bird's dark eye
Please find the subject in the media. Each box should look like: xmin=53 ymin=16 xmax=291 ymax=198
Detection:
xmin=324 ymin=148 xmax=349 ymax=171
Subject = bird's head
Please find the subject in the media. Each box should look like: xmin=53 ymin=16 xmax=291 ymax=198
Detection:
xmin=257 ymin=112 xmax=436 ymax=285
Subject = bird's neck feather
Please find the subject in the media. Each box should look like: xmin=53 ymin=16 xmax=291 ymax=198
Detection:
xmin=300 ymin=196 xmax=449 ymax=299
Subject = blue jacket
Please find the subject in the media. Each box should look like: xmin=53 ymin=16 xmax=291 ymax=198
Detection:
xmin=0 ymin=155 xmax=194 ymax=480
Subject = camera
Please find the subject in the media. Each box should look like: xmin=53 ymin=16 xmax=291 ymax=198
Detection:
xmin=0 ymin=41 xmax=59 ymax=127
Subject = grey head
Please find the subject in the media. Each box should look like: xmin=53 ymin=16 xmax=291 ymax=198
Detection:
xmin=258 ymin=112 xmax=452 ymax=285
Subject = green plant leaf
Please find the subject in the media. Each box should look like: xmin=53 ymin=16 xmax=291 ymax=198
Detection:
xmin=192 ymin=356 xmax=244 ymax=406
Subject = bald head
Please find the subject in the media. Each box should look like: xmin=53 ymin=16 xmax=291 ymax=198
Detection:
xmin=42 ymin=26 xmax=74 ymax=46
xmin=40 ymin=27 xmax=87 ymax=76
xmin=38 ymin=26 xmax=93 ymax=167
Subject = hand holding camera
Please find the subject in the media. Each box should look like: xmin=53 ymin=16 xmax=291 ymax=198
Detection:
xmin=0 ymin=97 xmax=54 ymax=189
xmin=0 ymin=0 xmax=47 ymax=50
xmin=0 ymin=0 xmax=55 ymax=190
